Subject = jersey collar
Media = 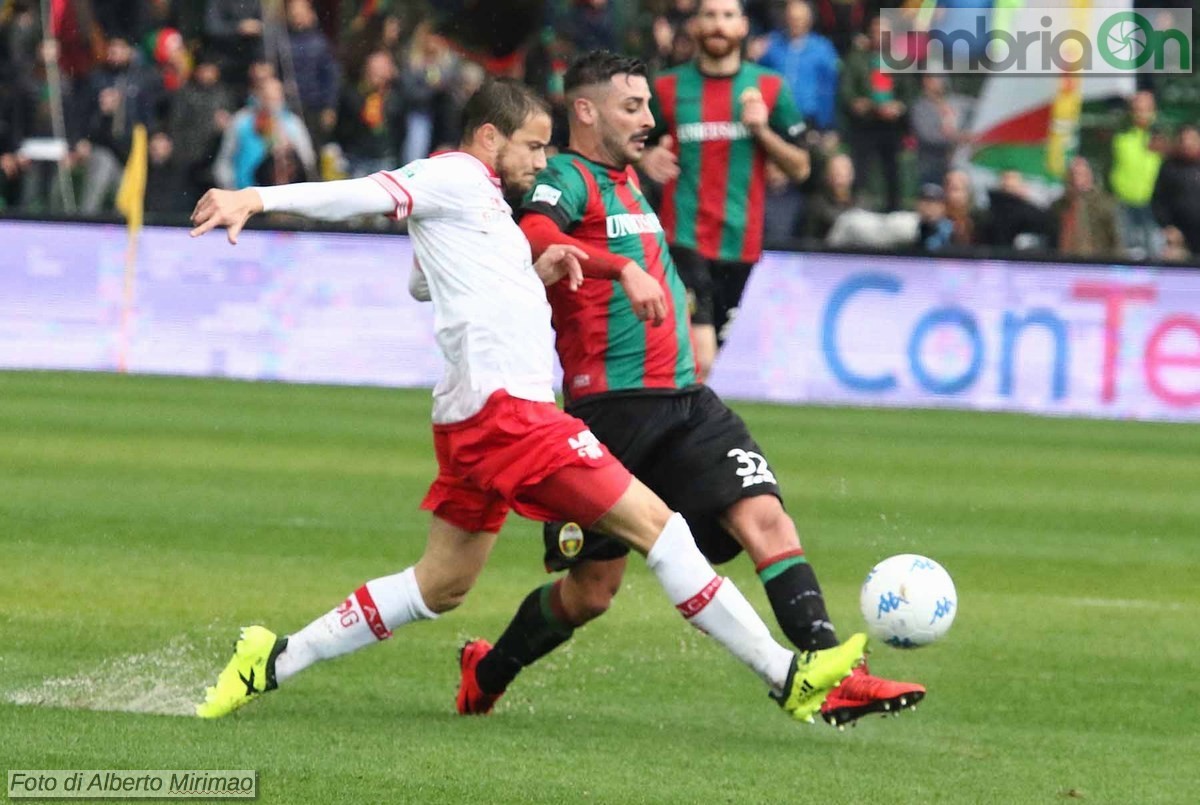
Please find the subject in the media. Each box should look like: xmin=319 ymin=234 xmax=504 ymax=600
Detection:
xmin=693 ymin=59 xmax=745 ymax=80
xmin=561 ymin=148 xmax=634 ymax=184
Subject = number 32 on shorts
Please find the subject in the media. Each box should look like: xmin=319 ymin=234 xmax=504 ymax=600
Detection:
xmin=727 ymin=448 xmax=777 ymax=488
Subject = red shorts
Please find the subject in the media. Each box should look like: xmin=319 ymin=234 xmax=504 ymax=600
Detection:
xmin=421 ymin=391 xmax=633 ymax=534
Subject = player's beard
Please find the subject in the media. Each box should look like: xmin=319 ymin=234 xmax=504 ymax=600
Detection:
xmin=699 ymin=34 xmax=740 ymax=60
xmin=598 ymin=120 xmax=638 ymax=167
xmin=496 ymin=146 xmax=537 ymax=199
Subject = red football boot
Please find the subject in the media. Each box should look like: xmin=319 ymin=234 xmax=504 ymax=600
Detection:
xmin=820 ymin=663 xmax=926 ymax=728
xmin=456 ymin=639 xmax=504 ymax=715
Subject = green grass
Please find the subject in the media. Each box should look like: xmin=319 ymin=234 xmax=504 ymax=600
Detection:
xmin=2 ymin=370 xmax=1199 ymax=804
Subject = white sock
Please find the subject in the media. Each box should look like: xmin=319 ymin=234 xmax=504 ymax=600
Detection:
xmin=646 ymin=513 xmax=794 ymax=693
xmin=275 ymin=567 xmax=437 ymax=683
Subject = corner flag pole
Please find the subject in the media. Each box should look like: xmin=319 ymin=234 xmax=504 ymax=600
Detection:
xmin=114 ymin=124 xmax=148 ymax=374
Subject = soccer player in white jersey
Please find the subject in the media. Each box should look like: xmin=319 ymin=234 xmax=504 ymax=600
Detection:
xmin=188 ymin=78 xmax=866 ymax=723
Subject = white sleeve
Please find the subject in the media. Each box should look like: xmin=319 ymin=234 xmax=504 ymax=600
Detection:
xmin=255 ymin=177 xmax=395 ymax=220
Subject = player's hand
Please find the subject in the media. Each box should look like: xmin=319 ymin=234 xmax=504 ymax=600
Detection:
xmin=190 ymin=188 xmax=264 ymax=245
xmin=640 ymin=136 xmax=679 ymax=184
xmin=740 ymin=87 xmax=769 ymax=135
xmin=619 ymin=262 xmax=666 ymax=326
xmin=534 ymin=244 xmax=587 ymax=291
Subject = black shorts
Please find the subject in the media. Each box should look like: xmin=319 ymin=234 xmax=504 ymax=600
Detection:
xmin=542 ymin=385 xmax=782 ymax=570
xmin=670 ymin=245 xmax=754 ymax=345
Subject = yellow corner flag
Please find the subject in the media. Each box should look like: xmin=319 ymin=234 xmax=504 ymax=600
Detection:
xmin=115 ymin=124 xmax=148 ymax=233
xmin=115 ymin=124 xmax=148 ymax=373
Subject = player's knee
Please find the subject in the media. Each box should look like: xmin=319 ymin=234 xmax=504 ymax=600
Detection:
xmin=564 ymin=563 xmax=624 ymax=624
xmin=420 ymin=574 xmax=474 ymax=614
xmin=574 ymin=577 xmax=619 ymax=622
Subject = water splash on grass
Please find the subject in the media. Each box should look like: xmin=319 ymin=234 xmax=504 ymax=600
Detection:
xmin=4 ymin=634 xmax=221 ymax=717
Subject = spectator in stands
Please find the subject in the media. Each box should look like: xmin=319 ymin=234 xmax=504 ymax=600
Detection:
xmin=980 ymin=170 xmax=1056 ymax=252
xmin=1051 ymin=156 xmax=1122 ymax=258
xmin=943 ymin=169 xmax=981 ymax=247
xmin=8 ymin=35 xmax=73 ymax=212
xmin=0 ymin=87 xmax=29 ymax=211
xmin=79 ymin=36 xmax=163 ymax=213
xmin=144 ymin=130 xmax=191 ymax=213
xmin=204 ymin=0 xmax=263 ymax=95
xmin=910 ymin=74 xmax=971 ymax=186
xmin=1110 ymin=91 xmax=1165 ymax=259
xmin=1160 ymin=225 xmax=1191 ymax=262
xmin=1151 ymin=125 xmax=1200 ymax=256
xmin=286 ymin=0 xmax=341 ymax=149
xmin=0 ymin=8 xmax=32 ymax=210
xmin=247 ymin=58 xmax=277 ymax=93
xmin=667 ymin=22 xmax=697 ymax=67
xmin=339 ymin=7 xmax=404 ymax=84
xmin=142 ymin=26 xmax=191 ymax=95
xmin=664 ymin=0 xmax=699 ymax=30
xmin=440 ymin=59 xmax=486 ymax=150
xmin=93 ymin=0 xmax=151 ymax=43
xmin=763 ymin=159 xmax=806 ymax=245
xmin=562 ymin=0 xmax=618 ymax=53
xmin=811 ymin=0 xmax=869 ymax=54
xmin=914 ymin=183 xmax=954 ymax=252
xmin=213 ymin=76 xmax=315 ymax=189
xmin=335 ymin=50 xmax=404 ymax=177
xmin=47 ymin=0 xmax=101 ymax=81
xmin=253 ymin=136 xmax=312 ymax=186
xmin=3 ymin=0 xmax=40 ymax=85
xmin=169 ymin=55 xmax=234 ymax=205
xmin=758 ymin=0 xmax=839 ymax=132
xmin=649 ymin=0 xmax=696 ymax=69
xmin=839 ymin=15 xmax=911 ymax=211
xmin=806 ymin=152 xmax=857 ymax=242
xmin=398 ymin=22 xmax=460 ymax=163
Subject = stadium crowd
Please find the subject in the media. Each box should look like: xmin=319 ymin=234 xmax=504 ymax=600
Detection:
xmin=1 ymin=0 xmax=1197 ymax=261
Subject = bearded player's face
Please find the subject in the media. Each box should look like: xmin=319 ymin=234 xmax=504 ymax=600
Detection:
xmin=496 ymin=112 xmax=552 ymax=195
xmin=695 ymin=0 xmax=748 ymax=59
xmin=594 ymin=74 xmax=655 ymax=167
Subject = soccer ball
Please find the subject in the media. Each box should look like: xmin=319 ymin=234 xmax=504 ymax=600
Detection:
xmin=859 ymin=554 xmax=957 ymax=648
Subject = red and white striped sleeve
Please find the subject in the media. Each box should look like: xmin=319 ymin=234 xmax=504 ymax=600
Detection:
xmin=369 ymin=170 xmax=417 ymax=221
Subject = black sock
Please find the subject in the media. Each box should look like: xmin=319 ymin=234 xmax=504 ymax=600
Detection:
xmin=758 ymin=552 xmax=839 ymax=652
xmin=474 ymin=581 xmax=574 ymax=695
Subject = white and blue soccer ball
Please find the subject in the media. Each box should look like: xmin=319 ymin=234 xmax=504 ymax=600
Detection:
xmin=859 ymin=554 xmax=957 ymax=648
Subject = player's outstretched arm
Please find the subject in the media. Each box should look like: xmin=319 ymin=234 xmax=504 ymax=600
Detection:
xmin=190 ymin=178 xmax=397 ymax=245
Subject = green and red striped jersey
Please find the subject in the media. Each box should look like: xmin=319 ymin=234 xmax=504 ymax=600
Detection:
xmin=651 ymin=61 xmax=804 ymax=263
xmin=520 ymin=151 xmax=696 ymax=404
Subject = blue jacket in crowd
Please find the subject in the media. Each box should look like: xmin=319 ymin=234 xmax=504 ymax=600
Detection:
xmin=758 ymin=30 xmax=840 ymax=131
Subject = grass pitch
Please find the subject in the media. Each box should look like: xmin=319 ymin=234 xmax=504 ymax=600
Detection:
xmin=2 ymin=370 xmax=1198 ymax=804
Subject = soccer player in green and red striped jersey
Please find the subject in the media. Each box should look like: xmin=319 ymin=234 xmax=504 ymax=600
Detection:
xmin=642 ymin=0 xmax=811 ymax=380
xmin=456 ymin=51 xmax=925 ymax=728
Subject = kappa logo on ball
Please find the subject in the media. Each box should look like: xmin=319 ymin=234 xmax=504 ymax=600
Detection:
xmin=557 ymin=522 xmax=584 ymax=558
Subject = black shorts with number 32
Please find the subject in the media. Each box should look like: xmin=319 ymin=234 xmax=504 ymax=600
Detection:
xmin=543 ymin=385 xmax=782 ymax=571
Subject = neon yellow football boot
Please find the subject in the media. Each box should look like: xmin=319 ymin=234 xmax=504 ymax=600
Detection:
xmin=196 ymin=626 xmax=288 ymax=719
xmin=772 ymin=632 xmax=869 ymax=723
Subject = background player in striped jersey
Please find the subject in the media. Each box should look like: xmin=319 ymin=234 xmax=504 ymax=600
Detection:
xmin=640 ymin=0 xmax=811 ymax=381
xmin=456 ymin=52 xmax=924 ymax=728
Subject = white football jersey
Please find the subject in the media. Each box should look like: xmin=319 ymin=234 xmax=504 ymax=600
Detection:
xmin=370 ymin=153 xmax=556 ymax=424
